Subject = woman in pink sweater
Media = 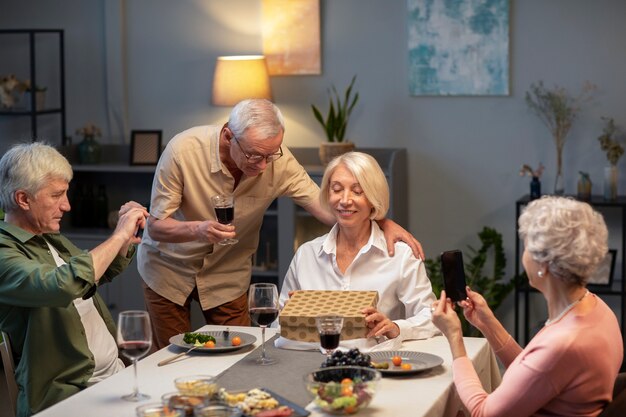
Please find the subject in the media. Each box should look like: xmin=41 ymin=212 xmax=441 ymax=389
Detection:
xmin=432 ymin=196 xmax=623 ymax=417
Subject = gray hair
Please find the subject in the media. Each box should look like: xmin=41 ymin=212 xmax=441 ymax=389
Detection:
xmin=0 ymin=142 xmax=73 ymax=212
xmin=319 ymin=151 xmax=389 ymax=220
xmin=227 ymin=99 xmax=285 ymax=142
xmin=518 ymin=196 xmax=608 ymax=286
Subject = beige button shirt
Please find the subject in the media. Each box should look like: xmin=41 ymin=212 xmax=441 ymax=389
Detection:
xmin=137 ymin=125 xmax=319 ymax=310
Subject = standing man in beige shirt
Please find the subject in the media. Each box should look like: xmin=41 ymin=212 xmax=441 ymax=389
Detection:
xmin=138 ymin=99 xmax=423 ymax=349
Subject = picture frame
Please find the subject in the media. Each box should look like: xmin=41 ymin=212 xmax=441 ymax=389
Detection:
xmin=587 ymin=249 xmax=616 ymax=287
xmin=130 ymin=130 xmax=162 ymax=166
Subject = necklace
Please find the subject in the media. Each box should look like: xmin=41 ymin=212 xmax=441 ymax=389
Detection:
xmin=545 ymin=290 xmax=589 ymax=326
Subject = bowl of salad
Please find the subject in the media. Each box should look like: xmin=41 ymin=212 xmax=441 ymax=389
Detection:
xmin=304 ymin=366 xmax=381 ymax=415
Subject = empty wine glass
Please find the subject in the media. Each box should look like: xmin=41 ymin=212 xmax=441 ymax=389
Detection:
xmin=316 ymin=315 xmax=343 ymax=358
xmin=117 ymin=310 xmax=152 ymax=401
xmin=211 ymin=194 xmax=238 ymax=245
xmin=248 ymin=283 xmax=279 ymax=365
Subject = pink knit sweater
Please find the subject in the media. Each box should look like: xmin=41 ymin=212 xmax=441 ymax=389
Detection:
xmin=453 ymin=294 xmax=622 ymax=417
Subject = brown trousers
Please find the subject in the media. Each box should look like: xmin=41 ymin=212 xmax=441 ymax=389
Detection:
xmin=142 ymin=281 xmax=251 ymax=350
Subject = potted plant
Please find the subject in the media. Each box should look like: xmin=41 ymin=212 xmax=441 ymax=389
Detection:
xmin=598 ymin=117 xmax=624 ymax=200
xmin=311 ymin=75 xmax=359 ymax=164
xmin=525 ymin=81 xmax=595 ymax=195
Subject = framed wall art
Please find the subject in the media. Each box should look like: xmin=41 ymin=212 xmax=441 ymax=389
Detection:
xmin=407 ymin=0 xmax=510 ymax=96
xmin=587 ymin=249 xmax=616 ymax=287
xmin=130 ymin=130 xmax=162 ymax=166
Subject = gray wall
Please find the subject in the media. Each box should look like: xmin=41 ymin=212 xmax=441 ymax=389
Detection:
xmin=2 ymin=0 xmax=626 ymax=326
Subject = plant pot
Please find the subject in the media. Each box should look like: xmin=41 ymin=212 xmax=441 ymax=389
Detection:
xmin=319 ymin=142 xmax=355 ymax=165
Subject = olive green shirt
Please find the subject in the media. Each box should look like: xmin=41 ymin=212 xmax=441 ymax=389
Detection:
xmin=0 ymin=221 xmax=135 ymax=417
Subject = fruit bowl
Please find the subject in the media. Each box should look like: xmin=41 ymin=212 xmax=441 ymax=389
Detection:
xmin=304 ymin=366 xmax=381 ymax=415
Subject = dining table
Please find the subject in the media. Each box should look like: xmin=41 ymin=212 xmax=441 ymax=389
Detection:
xmin=32 ymin=325 xmax=502 ymax=417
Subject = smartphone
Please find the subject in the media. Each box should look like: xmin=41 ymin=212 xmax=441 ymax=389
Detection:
xmin=440 ymin=250 xmax=468 ymax=302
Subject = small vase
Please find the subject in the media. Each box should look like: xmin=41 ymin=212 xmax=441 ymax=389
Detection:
xmin=604 ymin=166 xmax=618 ymax=201
xmin=77 ymin=136 xmax=101 ymax=164
xmin=577 ymin=176 xmax=592 ymax=201
xmin=530 ymin=177 xmax=541 ymax=200
xmin=554 ymin=171 xmax=564 ymax=195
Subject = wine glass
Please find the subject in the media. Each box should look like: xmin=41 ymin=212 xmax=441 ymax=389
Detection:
xmin=117 ymin=310 xmax=152 ymax=401
xmin=316 ymin=315 xmax=343 ymax=358
xmin=211 ymin=194 xmax=238 ymax=245
xmin=248 ymin=283 xmax=279 ymax=365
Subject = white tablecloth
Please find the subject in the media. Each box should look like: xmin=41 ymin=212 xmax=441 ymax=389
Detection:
xmin=33 ymin=326 xmax=501 ymax=417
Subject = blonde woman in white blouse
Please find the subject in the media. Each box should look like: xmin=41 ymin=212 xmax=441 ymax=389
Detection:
xmin=278 ymin=152 xmax=438 ymax=351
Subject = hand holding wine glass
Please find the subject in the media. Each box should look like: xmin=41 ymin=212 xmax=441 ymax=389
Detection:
xmin=248 ymin=283 xmax=279 ymax=365
xmin=211 ymin=194 xmax=238 ymax=245
xmin=316 ymin=315 xmax=344 ymax=358
xmin=117 ymin=310 xmax=152 ymax=401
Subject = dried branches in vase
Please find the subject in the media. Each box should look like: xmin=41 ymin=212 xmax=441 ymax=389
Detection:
xmin=525 ymin=81 xmax=595 ymax=195
xmin=519 ymin=163 xmax=545 ymax=200
xmin=598 ymin=117 xmax=624 ymax=200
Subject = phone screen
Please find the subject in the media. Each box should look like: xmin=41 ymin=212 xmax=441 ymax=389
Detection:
xmin=440 ymin=250 xmax=468 ymax=302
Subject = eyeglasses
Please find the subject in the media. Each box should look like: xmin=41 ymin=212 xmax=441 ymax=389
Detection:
xmin=233 ymin=137 xmax=283 ymax=164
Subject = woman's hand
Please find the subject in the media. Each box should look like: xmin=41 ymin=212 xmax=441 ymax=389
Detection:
xmin=431 ymin=290 xmax=467 ymax=359
xmin=362 ymin=307 xmax=400 ymax=339
xmin=459 ymin=287 xmax=496 ymax=333
xmin=431 ymin=290 xmax=462 ymax=340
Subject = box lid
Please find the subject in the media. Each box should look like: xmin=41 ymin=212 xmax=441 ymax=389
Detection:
xmin=279 ymin=290 xmax=378 ymax=327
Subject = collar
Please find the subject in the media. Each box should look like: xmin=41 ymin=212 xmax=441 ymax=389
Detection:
xmin=318 ymin=221 xmax=386 ymax=257
xmin=0 ymin=220 xmax=59 ymax=243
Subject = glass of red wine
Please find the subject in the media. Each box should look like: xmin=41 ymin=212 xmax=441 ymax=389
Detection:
xmin=211 ymin=194 xmax=238 ymax=245
xmin=117 ymin=310 xmax=152 ymax=401
xmin=248 ymin=283 xmax=279 ymax=365
xmin=316 ymin=315 xmax=344 ymax=358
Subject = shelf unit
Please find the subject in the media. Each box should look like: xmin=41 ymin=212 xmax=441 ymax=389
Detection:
xmin=514 ymin=194 xmax=626 ymax=352
xmin=62 ymin=145 xmax=407 ymax=317
xmin=0 ymin=29 xmax=66 ymax=143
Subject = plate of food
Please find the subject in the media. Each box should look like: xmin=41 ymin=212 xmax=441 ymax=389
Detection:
xmin=217 ymin=388 xmax=309 ymax=417
xmin=369 ymin=350 xmax=443 ymax=375
xmin=169 ymin=330 xmax=257 ymax=353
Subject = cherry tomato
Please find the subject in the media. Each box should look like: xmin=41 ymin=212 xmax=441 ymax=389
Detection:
xmin=204 ymin=340 xmax=215 ymax=348
xmin=344 ymin=405 xmax=357 ymax=414
xmin=401 ymin=363 xmax=412 ymax=370
xmin=231 ymin=336 xmax=242 ymax=346
xmin=340 ymin=378 xmax=353 ymax=386
xmin=391 ymin=355 xmax=402 ymax=366
xmin=341 ymin=385 xmax=354 ymax=396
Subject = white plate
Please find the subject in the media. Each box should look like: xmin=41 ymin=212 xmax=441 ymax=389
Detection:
xmin=369 ymin=350 xmax=443 ymax=375
xmin=169 ymin=330 xmax=257 ymax=353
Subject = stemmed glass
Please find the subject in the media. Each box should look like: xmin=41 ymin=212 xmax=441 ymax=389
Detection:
xmin=316 ymin=315 xmax=343 ymax=358
xmin=117 ymin=310 xmax=152 ymax=401
xmin=211 ymin=194 xmax=238 ymax=245
xmin=248 ymin=283 xmax=279 ymax=365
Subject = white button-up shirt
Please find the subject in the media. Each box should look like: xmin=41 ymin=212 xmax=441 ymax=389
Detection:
xmin=278 ymin=222 xmax=439 ymax=350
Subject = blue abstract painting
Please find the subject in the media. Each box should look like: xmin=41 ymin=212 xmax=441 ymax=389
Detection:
xmin=407 ymin=0 xmax=509 ymax=96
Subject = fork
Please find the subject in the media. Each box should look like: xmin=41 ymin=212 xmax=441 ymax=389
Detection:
xmin=157 ymin=345 xmax=199 ymax=367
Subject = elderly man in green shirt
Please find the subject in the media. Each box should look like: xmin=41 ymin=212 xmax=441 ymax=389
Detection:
xmin=0 ymin=143 xmax=148 ymax=417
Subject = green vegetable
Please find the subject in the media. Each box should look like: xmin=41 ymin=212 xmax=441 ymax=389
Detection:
xmin=183 ymin=332 xmax=216 ymax=345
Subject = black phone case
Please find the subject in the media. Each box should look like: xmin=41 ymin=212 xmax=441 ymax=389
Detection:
xmin=440 ymin=250 xmax=468 ymax=302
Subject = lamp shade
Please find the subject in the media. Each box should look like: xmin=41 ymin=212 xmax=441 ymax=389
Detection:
xmin=212 ymin=55 xmax=273 ymax=106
